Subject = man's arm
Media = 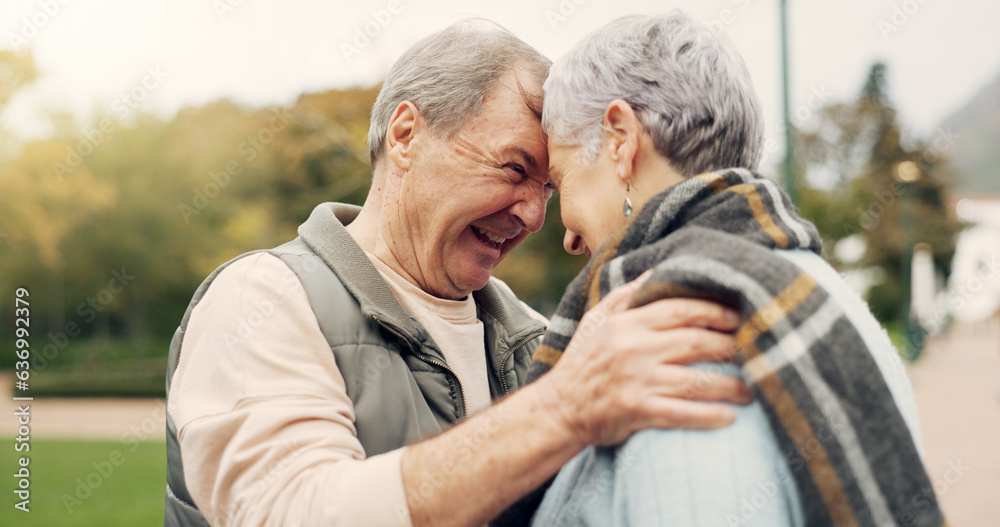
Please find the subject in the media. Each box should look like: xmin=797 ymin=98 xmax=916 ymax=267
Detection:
xmin=171 ymin=256 xmax=747 ymax=526
xmin=170 ymin=253 xmax=414 ymax=526
xmin=403 ymin=275 xmax=751 ymax=527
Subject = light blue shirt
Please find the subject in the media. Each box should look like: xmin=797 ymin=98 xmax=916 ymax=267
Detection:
xmin=531 ymin=249 xmax=923 ymax=527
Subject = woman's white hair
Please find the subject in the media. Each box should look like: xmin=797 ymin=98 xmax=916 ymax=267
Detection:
xmin=542 ymin=11 xmax=764 ymax=176
xmin=367 ymin=19 xmax=551 ymax=166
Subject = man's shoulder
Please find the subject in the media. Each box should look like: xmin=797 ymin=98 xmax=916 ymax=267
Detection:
xmin=190 ymin=247 xmax=350 ymax=328
xmin=204 ymin=239 xmax=348 ymax=301
xmin=192 ymin=252 xmax=305 ymax=313
xmin=185 ymin=248 xmax=373 ymax=351
xmin=207 ymin=251 xmax=298 ymax=290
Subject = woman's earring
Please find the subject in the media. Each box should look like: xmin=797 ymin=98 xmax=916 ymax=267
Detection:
xmin=623 ymin=183 xmax=633 ymax=217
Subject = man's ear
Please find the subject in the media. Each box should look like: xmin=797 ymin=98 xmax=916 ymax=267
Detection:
xmin=386 ymin=101 xmax=420 ymax=171
xmin=603 ymin=99 xmax=642 ymax=184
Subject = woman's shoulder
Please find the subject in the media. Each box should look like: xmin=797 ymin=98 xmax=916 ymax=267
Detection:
xmin=772 ymin=248 xmax=924 ymax=453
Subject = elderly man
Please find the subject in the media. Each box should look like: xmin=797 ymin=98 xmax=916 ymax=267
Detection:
xmin=164 ymin=21 xmax=751 ymax=527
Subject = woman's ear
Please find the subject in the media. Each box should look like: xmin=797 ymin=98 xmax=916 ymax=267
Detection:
xmin=386 ymin=101 xmax=420 ymax=171
xmin=602 ymin=99 xmax=642 ymax=184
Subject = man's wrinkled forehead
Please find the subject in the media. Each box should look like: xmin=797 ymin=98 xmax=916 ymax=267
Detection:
xmin=506 ymin=145 xmax=540 ymax=171
xmin=463 ymin=72 xmax=548 ymax=166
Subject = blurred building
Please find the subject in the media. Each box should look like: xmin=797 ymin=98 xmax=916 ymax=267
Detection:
xmin=947 ymin=195 xmax=1000 ymax=322
xmin=938 ymin=67 xmax=1000 ymax=324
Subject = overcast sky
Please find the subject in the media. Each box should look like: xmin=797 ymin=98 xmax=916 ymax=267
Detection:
xmin=2 ymin=0 xmax=996 ymax=168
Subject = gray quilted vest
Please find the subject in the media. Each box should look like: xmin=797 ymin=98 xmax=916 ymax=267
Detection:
xmin=164 ymin=203 xmax=545 ymax=526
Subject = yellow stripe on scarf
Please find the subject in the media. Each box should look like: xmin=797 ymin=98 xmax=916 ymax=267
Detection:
xmin=754 ymin=357 xmax=860 ymax=527
xmin=737 ymin=272 xmax=817 ymax=350
xmin=695 ymin=171 xmax=729 ymax=193
xmin=737 ymin=273 xmax=858 ymax=526
xmin=728 ymin=184 xmax=790 ymax=249
xmin=531 ymin=344 xmax=563 ymax=367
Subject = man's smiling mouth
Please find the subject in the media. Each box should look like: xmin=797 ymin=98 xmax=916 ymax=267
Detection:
xmin=472 ymin=226 xmax=507 ymax=249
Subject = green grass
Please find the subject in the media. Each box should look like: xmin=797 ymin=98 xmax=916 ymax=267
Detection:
xmin=0 ymin=438 xmax=166 ymax=526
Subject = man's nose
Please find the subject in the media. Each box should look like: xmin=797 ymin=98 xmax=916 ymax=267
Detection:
xmin=563 ymin=229 xmax=585 ymax=255
xmin=510 ymin=185 xmax=548 ymax=233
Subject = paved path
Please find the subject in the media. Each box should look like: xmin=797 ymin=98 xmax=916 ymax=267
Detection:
xmin=906 ymin=321 xmax=1000 ymax=526
xmin=2 ymin=322 xmax=998 ymax=523
xmin=0 ymin=375 xmax=166 ymax=442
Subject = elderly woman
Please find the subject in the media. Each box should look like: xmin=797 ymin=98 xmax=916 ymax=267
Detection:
xmin=527 ymin=12 xmax=945 ymax=527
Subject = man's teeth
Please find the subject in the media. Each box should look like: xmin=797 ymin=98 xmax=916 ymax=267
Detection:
xmin=475 ymin=227 xmax=506 ymax=245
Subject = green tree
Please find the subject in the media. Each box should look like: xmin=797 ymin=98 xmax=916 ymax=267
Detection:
xmin=795 ymin=63 xmax=963 ymax=324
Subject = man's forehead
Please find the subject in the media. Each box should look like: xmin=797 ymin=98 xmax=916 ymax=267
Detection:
xmin=505 ymin=145 xmax=540 ymax=170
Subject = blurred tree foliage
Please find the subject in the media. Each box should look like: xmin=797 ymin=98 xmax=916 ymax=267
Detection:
xmin=0 ymin=49 xmax=37 ymax=159
xmin=0 ymin=52 xmax=584 ymax=366
xmin=6 ymin=52 xmax=959 ymax=371
xmin=0 ymin=49 xmax=36 ymax=108
xmin=795 ymin=63 xmax=963 ymax=324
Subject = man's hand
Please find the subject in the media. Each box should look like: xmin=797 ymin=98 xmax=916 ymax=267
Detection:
xmin=402 ymin=273 xmax=751 ymax=527
xmin=538 ymin=272 xmax=752 ymax=446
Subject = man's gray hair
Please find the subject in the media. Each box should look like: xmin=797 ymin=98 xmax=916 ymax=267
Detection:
xmin=542 ymin=11 xmax=764 ymax=176
xmin=367 ymin=20 xmax=551 ymax=167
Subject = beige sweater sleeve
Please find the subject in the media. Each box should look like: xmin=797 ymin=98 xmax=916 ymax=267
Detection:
xmin=168 ymin=253 xmax=412 ymax=527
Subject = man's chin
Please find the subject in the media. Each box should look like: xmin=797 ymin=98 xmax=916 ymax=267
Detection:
xmin=465 ymin=271 xmax=494 ymax=295
xmin=445 ymin=266 xmax=494 ymax=299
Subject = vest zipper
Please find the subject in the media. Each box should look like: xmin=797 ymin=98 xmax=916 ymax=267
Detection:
xmin=497 ymin=330 xmax=545 ymax=396
xmin=372 ymin=314 xmax=468 ymax=418
xmin=415 ymin=354 xmax=468 ymax=418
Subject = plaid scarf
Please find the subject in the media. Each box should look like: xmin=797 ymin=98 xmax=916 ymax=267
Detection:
xmin=528 ymin=169 xmax=946 ymax=527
